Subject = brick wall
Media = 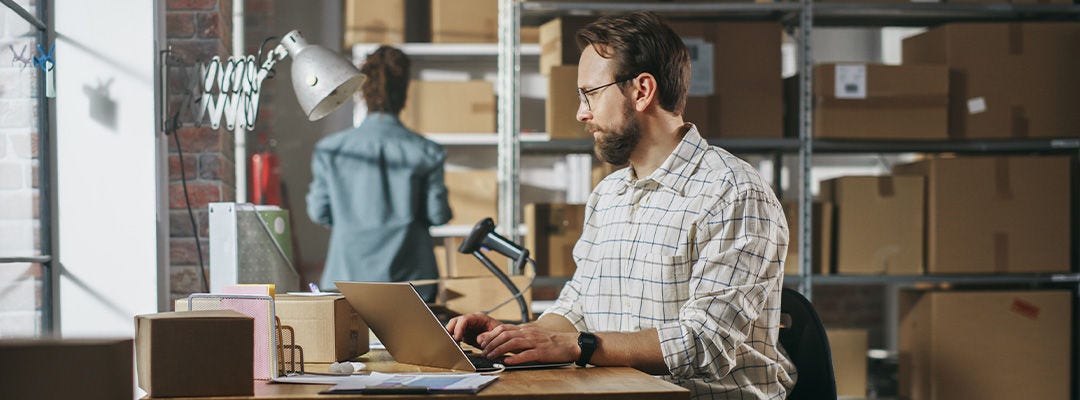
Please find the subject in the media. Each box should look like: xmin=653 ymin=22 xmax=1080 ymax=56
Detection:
xmin=166 ymin=0 xmax=276 ymax=304
xmin=166 ymin=0 xmax=236 ymax=303
xmin=0 ymin=0 xmax=42 ymax=337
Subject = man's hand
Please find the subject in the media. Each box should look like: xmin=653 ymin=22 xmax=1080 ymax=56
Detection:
xmin=445 ymin=312 xmax=504 ymax=348
xmin=477 ymin=324 xmax=580 ymax=365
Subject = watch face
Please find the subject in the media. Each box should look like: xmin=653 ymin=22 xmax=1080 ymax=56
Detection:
xmin=579 ymin=334 xmax=597 ymax=346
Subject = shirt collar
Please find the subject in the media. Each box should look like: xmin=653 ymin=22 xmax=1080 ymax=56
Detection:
xmin=619 ymin=123 xmax=707 ymax=196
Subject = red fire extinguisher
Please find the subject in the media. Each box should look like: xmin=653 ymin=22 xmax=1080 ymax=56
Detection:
xmin=250 ymin=136 xmax=282 ymax=206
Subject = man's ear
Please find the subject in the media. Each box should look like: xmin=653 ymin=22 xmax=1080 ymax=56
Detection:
xmin=631 ymin=73 xmax=658 ymax=112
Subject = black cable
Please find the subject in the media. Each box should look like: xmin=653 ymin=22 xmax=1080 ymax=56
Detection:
xmin=170 ymin=129 xmax=210 ymax=293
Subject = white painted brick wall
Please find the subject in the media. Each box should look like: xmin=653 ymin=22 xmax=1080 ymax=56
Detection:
xmin=0 ymin=221 xmax=34 ymax=255
xmin=0 ymin=263 xmax=37 ymax=313
xmin=0 ymin=4 xmax=40 ymax=337
xmin=10 ymin=132 xmax=30 ymax=158
xmin=0 ymin=162 xmax=21 ymax=189
xmin=0 ymin=191 xmax=32 ymax=219
xmin=0 ymin=69 xmax=35 ymax=98
xmin=0 ymin=99 xmax=33 ymax=128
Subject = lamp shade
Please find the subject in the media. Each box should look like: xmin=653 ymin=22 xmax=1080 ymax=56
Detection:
xmin=280 ymin=30 xmax=365 ymax=121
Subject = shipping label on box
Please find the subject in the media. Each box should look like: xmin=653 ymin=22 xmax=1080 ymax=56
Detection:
xmin=135 ymin=310 xmax=254 ymax=398
xmin=902 ymin=23 xmax=1080 ymax=139
xmin=275 ymin=295 xmax=369 ymax=363
xmin=820 ymin=176 xmax=924 ymax=275
xmin=684 ymin=37 xmax=715 ymax=96
xmin=670 ymin=22 xmax=783 ymax=139
xmin=813 ymin=63 xmax=948 ymax=140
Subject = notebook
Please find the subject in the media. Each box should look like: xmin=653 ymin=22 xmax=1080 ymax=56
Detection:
xmin=335 ymin=281 xmax=572 ymax=372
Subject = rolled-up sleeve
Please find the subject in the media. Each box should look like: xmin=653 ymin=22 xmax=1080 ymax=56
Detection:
xmin=306 ymin=148 xmax=333 ymax=226
xmin=655 ymin=193 xmax=786 ymax=379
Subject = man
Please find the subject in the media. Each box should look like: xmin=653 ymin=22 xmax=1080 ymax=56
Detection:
xmin=307 ymin=46 xmax=451 ymax=301
xmin=446 ymin=12 xmax=795 ymax=399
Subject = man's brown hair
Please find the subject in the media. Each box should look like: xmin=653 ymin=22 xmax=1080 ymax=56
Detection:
xmin=360 ymin=45 xmax=411 ymax=114
xmin=576 ymin=11 xmax=691 ymax=115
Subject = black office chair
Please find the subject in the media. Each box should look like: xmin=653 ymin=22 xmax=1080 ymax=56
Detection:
xmin=779 ymin=287 xmax=837 ymax=400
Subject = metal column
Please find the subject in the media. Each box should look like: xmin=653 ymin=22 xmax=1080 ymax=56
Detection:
xmin=797 ymin=0 xmax=814 ymax=300
xmin=497 ymin=0 xmax=523 ymax=274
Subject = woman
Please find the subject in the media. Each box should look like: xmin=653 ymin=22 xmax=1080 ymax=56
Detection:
xmin=306 ymin=46 xmax=451 ymax=301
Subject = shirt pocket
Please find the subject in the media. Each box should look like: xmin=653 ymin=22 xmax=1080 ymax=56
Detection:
xmin=637 ymin=252 xmax=693 ymax=323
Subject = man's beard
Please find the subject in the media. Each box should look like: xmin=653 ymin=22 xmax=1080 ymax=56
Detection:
xmin=589 ymin=99 xmax=641 ymax=166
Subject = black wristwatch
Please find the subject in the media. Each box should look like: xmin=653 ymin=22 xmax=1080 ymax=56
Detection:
xmin=576 ymin=332 xmax=598 ymax=367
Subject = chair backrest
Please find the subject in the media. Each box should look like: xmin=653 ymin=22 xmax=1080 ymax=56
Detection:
xmin=779 ymin=287 xmax=837 ymax=400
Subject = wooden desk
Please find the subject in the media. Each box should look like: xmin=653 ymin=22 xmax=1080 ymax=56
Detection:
xmin=149 ymin=351 xmax=689 ymax=400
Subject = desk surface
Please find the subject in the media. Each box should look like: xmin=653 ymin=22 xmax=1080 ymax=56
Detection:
xmin=148 ymin=350 xmax=690 ymax=400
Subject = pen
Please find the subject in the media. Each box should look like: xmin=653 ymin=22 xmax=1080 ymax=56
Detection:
xmin=308 ymin=282 xmax=321 ymax=294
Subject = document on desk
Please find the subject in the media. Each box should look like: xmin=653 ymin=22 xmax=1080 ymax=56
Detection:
xmin=321 ymin=372 xmax=498 ymax=394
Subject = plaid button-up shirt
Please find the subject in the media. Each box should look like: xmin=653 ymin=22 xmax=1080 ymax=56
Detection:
xmin=543 ymin=125 xmax=796 ymax=399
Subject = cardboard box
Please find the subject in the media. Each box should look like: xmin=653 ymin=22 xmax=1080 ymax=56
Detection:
xmin=903 ymin=23 xmax=1080 ymax=138
xmin=826 ymin=329 xmax=868 ymax=399
xmin=525 ymin=203 xmax=585 ymax=277
xmin=820 ymin=176 xmax=924 ymax=275
xmin=135 ymin=310 xmax=254 ymax=398
xmin=547 ymin=65 xmax=587 ymax=139
xmin=894 ymin=156 xmax=1070 ymax=274
xmin=670 ymin=22 xmax=783 ymax=138
xmin=445 ymin=169 xmax=497 ymax=226
xmin=0 ymin=339 xmax=133 ymax=400
xmin=275 ymin=295 xmax=369 ymax=362
xmin=431 ymin=0 xmax=497 ymax=43
xmin=813 ymin=64 xmax=948 ymax=140
xmin=782 ymin=201 xmax=833 ymax=276
xmin=401 ymin=81 xmax=496 ymax=134
xmin=440 ymin=273 xmax=534 ymax=321
xmin=899 ymin=290 xmax=1071 ymax=400
xmin=344 ymin=0 xmax=405 ymax=46
xmin=539 ymin=17 xmax=595 ymax=75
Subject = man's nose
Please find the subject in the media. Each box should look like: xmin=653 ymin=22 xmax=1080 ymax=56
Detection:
xmin=576 ymin=102 xmax=591 ymax=123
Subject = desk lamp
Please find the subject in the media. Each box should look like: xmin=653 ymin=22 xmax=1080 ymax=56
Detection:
xmin=163 ymin=30 xmax=365 ymax=293
xmin=458 ymin=218 xmax=532 ymax=323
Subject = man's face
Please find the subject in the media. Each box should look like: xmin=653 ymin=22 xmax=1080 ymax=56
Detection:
xmin=577 ymin=45 xmax=641 ymax=166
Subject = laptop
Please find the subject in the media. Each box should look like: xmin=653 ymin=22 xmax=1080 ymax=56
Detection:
xmin=335 ymin=281 xmax=572 ymax=372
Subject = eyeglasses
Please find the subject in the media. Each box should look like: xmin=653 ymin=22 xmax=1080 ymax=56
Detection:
xmin=577 ymin=76 xmax=634 ymax=112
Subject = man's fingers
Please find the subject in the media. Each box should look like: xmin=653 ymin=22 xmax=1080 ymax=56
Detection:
xmin=503 ymin=348 xmax=540 ymax=365
xmin=445 ymin=318 xmax=460 ymax=340
xmin=484 ymin=336 xmax=528 ymax=360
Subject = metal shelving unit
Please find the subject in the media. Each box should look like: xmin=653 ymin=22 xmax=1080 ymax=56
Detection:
xmin=498 ymin=3 xmax=1079 ymax=396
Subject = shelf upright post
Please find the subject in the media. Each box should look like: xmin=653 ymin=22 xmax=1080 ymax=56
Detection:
xmin=497 ymin=0 xmax=523 ymax=274
xmin=797 ymin=0 xmax=815 ymax=300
